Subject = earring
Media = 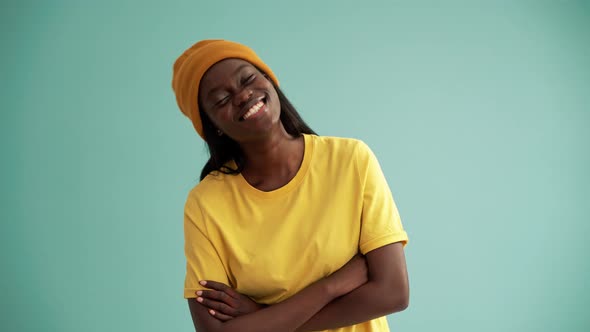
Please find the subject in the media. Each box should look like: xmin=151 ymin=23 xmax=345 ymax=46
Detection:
xmin=217 ymin=129 xmax=223 ymax=136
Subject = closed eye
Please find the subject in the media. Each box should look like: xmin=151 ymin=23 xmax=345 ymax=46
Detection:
xmin=215 ymin=95 xmax=230 ymax=107
xmin=243 ymin=74 xmax=256 ymax=85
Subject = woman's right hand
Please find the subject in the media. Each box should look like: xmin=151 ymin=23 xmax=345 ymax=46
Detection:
xmin=324 ymin=254 xmax=368 ymax=297
xmin=195 ymin=280 xmax=265 ymax=321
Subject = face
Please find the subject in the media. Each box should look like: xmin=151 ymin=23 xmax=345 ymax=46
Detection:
xmin=198 ymin=58 xmax=281 ymax=142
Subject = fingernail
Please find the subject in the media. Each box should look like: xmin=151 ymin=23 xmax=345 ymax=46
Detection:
xmin=196 ymin=291 xmax=202 ymax=296
xmin=209 ymin=310 xmax=215 ymax=315
xmin=199 ymin=280 xmax=207 ymax=286
xmin=197 ymin=297 xmax=203 ymax=303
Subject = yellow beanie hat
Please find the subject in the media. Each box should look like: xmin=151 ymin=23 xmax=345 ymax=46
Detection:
xmin=172 ymin=39 xmax=279 ymax=139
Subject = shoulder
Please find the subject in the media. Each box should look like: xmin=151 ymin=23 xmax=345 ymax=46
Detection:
xmin=309 ymin=134 xmax=369 ymax=157
xmin=309 ymin=135 xmax=376 ymax=168
xmin=307 ymin=135 xmax=378 ymax=181
xmin=184 ymin=171 xmax=236 ymax=208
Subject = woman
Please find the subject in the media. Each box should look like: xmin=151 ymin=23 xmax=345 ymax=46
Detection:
xmin=172 ymin=39 xmax=410 ymax=332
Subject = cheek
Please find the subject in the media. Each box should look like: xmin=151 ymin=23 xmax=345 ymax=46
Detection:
xmin=204 ymin=109 xmax=229 ymax=127
xmin=269 ymin=90 xmax=281 ymax=112
xmin=260 ymin=82 xmax=279 ymax=107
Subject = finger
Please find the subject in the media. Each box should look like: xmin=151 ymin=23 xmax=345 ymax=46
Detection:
xmin=200 ymin=280 xmax=230 ymax=292
xmin=200 ymin=280 xmax=240 ymax=299
xmin=208 ymin=309 xmax=234 ymax=322
xmin=196 ymin=296 xmax=238 ymax=316
xmin=198 ymin=290 xmax=238 ymax=307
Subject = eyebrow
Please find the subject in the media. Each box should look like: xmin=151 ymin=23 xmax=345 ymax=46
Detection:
xmin=205 ymin=63 xmax=251 ymax=99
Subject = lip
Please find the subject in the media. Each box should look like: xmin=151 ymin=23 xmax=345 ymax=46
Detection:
xmin=237 ymin=95 xmax=267 ymax=122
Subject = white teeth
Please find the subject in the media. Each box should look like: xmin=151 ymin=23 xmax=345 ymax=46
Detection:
xmin=243 ymin=100 xmax=264 ymax=120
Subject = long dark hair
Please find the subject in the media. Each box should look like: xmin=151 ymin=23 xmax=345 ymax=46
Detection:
xmin=198 ymin=81 xmax=317 ymax=181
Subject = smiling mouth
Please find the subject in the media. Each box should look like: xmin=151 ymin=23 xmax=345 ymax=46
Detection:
xmin=239 ymin=97 xmax=267 ymax=121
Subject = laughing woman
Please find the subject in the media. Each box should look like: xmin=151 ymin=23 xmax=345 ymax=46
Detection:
xmin=172 ymin=39 xmax=410 ymax=332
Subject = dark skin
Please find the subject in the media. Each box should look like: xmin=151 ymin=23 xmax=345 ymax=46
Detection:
xmin=189 ymin=58 xmax=410 ymax=331
xmin=194 ymin=243 xmax=408 ymax=331
xmin=199 ymin=58 xmax=304 ymax=191
xmin=188 ymin=255 xmax=369 ymax=332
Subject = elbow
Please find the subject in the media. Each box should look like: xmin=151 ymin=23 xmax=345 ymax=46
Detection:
xmin=380 ymin=284 xmax=409 ymax=314
xmin=386 ymin=291 xmax=409 ymax=313
xmin=395 ymin=290 xmax=409 ymax=312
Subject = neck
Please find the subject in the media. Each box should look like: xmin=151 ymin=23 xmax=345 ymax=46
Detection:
xmin=239 ymin=124 xmax=303 ymax=177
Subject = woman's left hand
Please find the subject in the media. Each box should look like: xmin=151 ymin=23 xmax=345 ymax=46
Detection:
xmin=195 ymin=280 xmax=265 ymax=321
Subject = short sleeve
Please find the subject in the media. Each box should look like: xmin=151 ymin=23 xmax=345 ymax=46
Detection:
xmin=355 ymin=141 xmax=409 ymax=254
xmin=183 ymin=193 xmax=230 ymax=298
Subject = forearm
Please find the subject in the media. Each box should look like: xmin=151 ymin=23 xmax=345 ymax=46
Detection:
xmin=202 ymin=280 xmax=337 ymax=332
xmin=296 ymin=280 xmax=408 ymax=332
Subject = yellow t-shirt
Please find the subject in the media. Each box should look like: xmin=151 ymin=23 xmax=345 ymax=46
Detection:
xmin=183 ymin=134 xmax=409 ymax=332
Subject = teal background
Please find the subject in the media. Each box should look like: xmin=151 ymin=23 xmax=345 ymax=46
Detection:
xmin=2 ymin=0 xmax=589 ymax=331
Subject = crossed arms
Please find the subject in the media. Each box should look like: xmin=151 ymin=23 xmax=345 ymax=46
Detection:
xmin=187 ymin=242 xmax=409 ymax=332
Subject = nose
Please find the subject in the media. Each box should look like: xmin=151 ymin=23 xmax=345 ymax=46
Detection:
xmin=233 ymin=88 xmax=253 ymax=107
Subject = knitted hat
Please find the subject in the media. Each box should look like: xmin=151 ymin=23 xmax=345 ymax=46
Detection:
xmin=172 ymin=39 xmax=279 ymax=139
